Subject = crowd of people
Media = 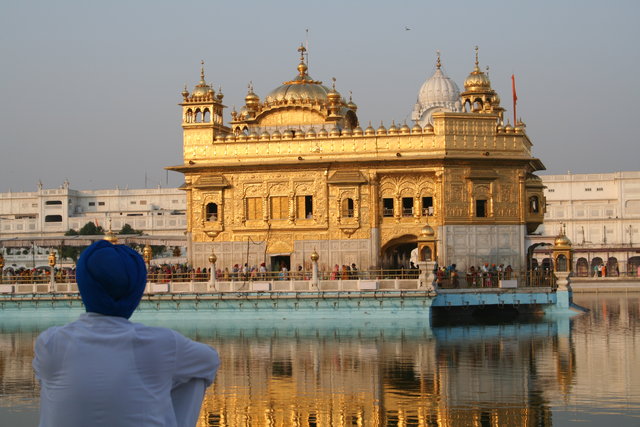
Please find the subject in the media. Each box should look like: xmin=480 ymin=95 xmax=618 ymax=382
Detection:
xmin=1 ymin=267 xmax=76 ymax=283
xmin=433 ymin=263 xmax=516 ymax=289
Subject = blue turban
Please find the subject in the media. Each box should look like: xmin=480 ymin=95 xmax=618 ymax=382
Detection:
xmin=76 ymin=240 xmax=147 ymax=319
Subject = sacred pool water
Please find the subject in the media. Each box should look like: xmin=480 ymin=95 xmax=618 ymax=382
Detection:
xmin=1 ymin=293 xmax=639 ymax=426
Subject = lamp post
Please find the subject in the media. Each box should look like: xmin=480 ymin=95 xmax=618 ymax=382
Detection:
xmin=48 ymin=250 xmax=57 ymax=293
xmin=310 ymin=249 xmax=319 ymax=289
xmin=208 ymin=250 xmax=217 ymax=290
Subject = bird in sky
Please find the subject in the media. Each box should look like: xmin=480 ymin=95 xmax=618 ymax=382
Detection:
xmin=405 ymin=26 xmax=411 ymax=31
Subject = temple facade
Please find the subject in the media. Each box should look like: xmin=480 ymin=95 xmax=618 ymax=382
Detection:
xmin=169 ymin=46 xmax=546 ymax=272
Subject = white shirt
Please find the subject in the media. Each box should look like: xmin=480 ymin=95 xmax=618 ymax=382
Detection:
xmin=33 ymin=312 xmax=220 ymax=427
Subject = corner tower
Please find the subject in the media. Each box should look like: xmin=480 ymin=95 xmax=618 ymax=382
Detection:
xmin=460 ymin=46 xmax=504 ymax=119
xmin=180 ymin=62 xmax=230 ymax=162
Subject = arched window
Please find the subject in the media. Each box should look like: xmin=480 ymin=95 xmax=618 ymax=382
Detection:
xmin=556 ymin=254 xmax=568 ymax=272
xmin=203 ymin=109 xmax=211 ymax=123
xmin=185 ymin=109 xmax=194 ymax=123
xmin=576 ymin=257 xmax=589 ymax=277
xmin=529 ymin=196 xmax=540 ymax=214
xmin=195 ymin=110 xmax=203 ymax=123
xmin=342 ymin=198 xmax=354 ymax=218
xmin=607 ymin=257 xmax=619 ymax=277
xmin=205 ymin=203 xmax=218 ymax=221
xmin=590 ymin=257 xmax=603 ymax=277
xmin=421 ymin=246 xmax=432 ymax=261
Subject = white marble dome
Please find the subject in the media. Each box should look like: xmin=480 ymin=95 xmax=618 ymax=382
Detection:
xmin=412 ymin=63 xmax=461 ymax=126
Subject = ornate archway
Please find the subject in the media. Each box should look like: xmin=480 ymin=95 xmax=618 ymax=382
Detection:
xmin=381 ymin=234 xmax=418 ymax=269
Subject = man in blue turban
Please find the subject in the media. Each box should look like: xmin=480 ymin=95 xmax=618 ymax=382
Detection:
xmin=33 ymin=240 xmax=220 ymax=427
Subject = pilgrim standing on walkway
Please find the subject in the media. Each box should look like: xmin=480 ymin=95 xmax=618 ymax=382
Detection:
xmin=33 ymin=240 xmax=220 ymax=427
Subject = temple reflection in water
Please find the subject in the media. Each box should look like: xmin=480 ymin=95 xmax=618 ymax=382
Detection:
xmin=194 ymin=320 xmax=569 ymax=426
xmin=3 ymin=295 xmax=640 ymax=426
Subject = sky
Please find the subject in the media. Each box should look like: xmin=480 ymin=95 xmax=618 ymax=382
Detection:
xmin=1 ymin=0 xmax=638 ymax=192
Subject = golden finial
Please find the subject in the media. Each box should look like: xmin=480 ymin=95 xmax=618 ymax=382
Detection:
xmin=436 ymin=50 xmax=441 ymax=69
xmin=349 ymin=90 xmax=353 ymax=102
xmin=473 ymin=45 xmax=481 ymax=72
xmin=248 ymin=81 xmax=253 ymax=92
xmin=298 ymin=43 xmax=306 ymax=62
xmin=331 ymin=77 xmax=336 ymax=90
xmin=200 ymin=60 xmax=205 ymax=81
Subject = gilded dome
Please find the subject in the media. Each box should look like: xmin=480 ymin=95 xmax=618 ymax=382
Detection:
xmin=463 ymin=47 xmax=492 ymax=92
xmin=192 ymin=64 xmax=213 ymax=97
xmin=420 ymin=224 xmax=435 ymax=238
xmin=264 ymin=46 xmax=335 ymax=105
xmin=554 ymin=233 xmax=572 ymax=247
xmin=412 ymin=53 xmax=462 ymax=126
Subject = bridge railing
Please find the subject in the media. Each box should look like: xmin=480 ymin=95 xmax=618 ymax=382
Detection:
xmin=0 ymin=268 xmax=558 ymax=294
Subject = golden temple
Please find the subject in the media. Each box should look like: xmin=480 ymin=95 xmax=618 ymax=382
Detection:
xmin=169 ymin=45 xmax=545 ymax=272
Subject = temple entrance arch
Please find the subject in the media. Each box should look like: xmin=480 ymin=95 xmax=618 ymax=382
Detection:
xmin=381 ymin=235 xmax=417 ymax=269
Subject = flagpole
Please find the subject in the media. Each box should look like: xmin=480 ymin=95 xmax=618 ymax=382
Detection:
xmin=511 ymin=74 xmax=518 ymax=125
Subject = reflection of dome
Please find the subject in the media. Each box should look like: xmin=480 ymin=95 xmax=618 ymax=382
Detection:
xmin=412 ymin=53 xmax=461 ymax=126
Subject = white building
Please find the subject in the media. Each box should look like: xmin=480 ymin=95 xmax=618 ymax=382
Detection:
xmin=538 ymin=171 xmax=640 ymax=275
xmin=0 ymin=181 xmax=186 ymax=238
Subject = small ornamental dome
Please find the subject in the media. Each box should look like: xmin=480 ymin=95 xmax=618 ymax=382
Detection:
xmin=181 ymin=86 xmax=190 ymax=99
xmin=248 ymin=131 xmax=259 ymax=141
xmin=245 ymin=84 xmax=260 ymax=108
xmin=554 ymin=233 xmax=572 ymax=247
xmin=306 ymin=128 xmax=317 ymax=138
xmin=353 ymin=126 xmax=363 ymax=136
xmin=504 ymin=123 xmax=514 ymax=133
xmin=329 ymin=127 xmax=341 ymax=137
xmin=464 ymin=47 xmax=492 ymax=92
xmin=412 ymin=123 xmax=422 ymax=134
xmin=347 ymin=96 xmax=357 ymax=111
xmin=388 ymin=121 xmax=398 ymax=135
xmin=192 ymin=63 xmax=213 ymax=97
xmin=271 ymin=129 xmax=282 ymax=139
xmin=420 ymin=224 xmax=435 ymax=238
xmin=365 ymin=123 xmax=375 ymax=136
xmin=342 ymin=127 xmax=353 ymax=136
xmin=497 ymin=122 xmax=505 ymax=132
xmin=400 ymin=122 xmax=411 ymax=135
xmin=424 ymin=123 xmax=434 ymax=133
xmin=310 ymin=250 xmax=319 ymax=262
xmin=376 ymin=123 xmax=387 ymax=135
xmin=260 ymin=130 xmax=271 ymax=140
xmin=282 ymin=129 xmax=294 ymax=139
xmin=327 ymin=79 xmax=341 ymax=103
xmin=318 ymin=127 xmax=329 ymax=138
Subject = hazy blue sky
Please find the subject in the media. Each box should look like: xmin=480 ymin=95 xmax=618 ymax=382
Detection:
xmin=1 ymin=0 xmax=638 ymax=192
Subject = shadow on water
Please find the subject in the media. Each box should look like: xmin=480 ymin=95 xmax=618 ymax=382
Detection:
xmin=431 ymin=304 xmax=546 ymax=327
